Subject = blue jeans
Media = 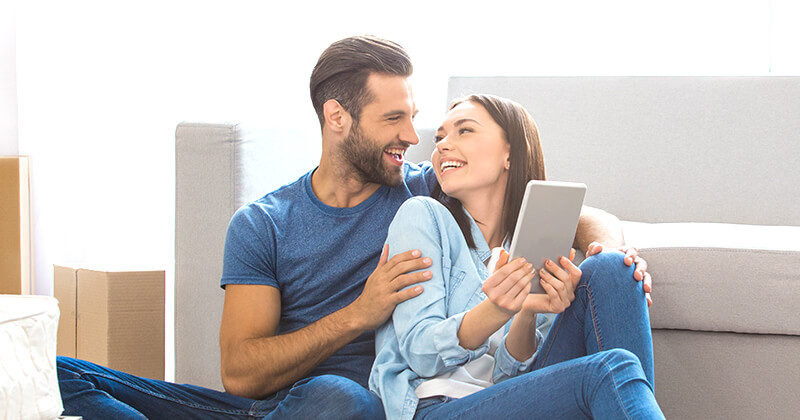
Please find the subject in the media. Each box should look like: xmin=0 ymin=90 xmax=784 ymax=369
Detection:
xmin=57 ymin=357 xmax=384 ymax=420
xmin=414 ymin=252 xmax=665 ymax=419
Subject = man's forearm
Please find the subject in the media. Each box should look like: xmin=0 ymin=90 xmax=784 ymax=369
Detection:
xmin=222 ymin=305 xmax=366 ymax=399
xmin=574 ymin=205 xmax=625 ymax=253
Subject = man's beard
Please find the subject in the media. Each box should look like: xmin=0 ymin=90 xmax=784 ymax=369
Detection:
xmin=339 ymin=124 xmax=405 ymax=188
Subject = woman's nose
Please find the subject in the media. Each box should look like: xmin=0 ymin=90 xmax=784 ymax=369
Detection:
xmin=436 ymin=137 xmax=453 ymax=151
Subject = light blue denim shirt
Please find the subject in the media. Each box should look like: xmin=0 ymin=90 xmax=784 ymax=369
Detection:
xmin=369 ymin=196 xmax=545 ymax=420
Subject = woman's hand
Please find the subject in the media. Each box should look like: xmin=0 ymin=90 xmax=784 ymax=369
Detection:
xmin=522 ymin=249 xmax=581 ymax=315
xmin=482 ymin=254 xmax=534 ymax=317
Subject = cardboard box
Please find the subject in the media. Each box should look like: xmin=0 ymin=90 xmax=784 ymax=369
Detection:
xmin=54 ymin=266 xmax=165 ymax=380
xmin=0 ymin=156 xmax=33 ymax=294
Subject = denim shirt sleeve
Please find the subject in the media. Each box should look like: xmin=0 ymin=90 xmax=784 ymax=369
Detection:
xmin=385 ymin=197 xmax=490 ymax=378
xmin=492 ymin=325 xmax=544 ymax=383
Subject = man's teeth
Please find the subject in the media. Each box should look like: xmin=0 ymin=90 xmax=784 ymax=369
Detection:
xmin=441 ymin=161 xmax=465 ymax=173
xmin=385 ymin=148 xmax=405 ymax=159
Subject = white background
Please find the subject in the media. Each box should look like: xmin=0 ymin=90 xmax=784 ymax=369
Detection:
xmin=2 ymin=0 xmax=799 ymax=379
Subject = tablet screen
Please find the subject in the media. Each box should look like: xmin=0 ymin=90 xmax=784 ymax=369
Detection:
xmin=508 ymin=180 xmax=586 ymax=293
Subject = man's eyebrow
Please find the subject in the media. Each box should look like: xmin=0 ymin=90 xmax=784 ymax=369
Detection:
xmin=382 ymin=109 xmax=415 ymax=118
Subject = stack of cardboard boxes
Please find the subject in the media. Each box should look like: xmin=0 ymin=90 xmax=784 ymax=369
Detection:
xmin=54 ymin=266 xmax=165 ymax=380
xmin=2 ymin=155 xmax=166 ymax=380
xmin=0 ymin=156 xmax=33 ymax=294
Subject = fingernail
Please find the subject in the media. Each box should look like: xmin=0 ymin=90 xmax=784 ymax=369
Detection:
xmin=423 ymin=257 xmax=431 ymax=264
xmin=423 ymin=271 xmax=432 ymax=278
xmin=412 ymin=250 xmax=420 ymax=257
xmin=415 ymin=286 xmax=423 ymax=293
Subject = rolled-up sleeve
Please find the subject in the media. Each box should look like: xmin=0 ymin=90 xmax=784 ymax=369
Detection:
xmin=386 ymin=198 xmax=490 ymax=378
xmin=493 ymin=328 xmax=543 ymax=383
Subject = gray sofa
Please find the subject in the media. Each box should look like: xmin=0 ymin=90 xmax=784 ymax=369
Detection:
xmin=175 ymin=77 xmax=800 ymax=419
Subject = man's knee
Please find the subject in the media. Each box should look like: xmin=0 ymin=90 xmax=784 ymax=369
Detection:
xmin=57 ymin=356 xmax=87 ymax=381
xmin=301 ymin=375 xmax=384 ymax=419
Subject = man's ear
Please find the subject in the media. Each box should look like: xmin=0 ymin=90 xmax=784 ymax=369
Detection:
xmin=323 ymin=99 xmax=350 ymax=134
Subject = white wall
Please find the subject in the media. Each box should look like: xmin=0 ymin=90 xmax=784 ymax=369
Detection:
xmin=1 ymin=0 xmax=17 ymax=155
xmin=9 ymin=0 xmax=800 ymax=379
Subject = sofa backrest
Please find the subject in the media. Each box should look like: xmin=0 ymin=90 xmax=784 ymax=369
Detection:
xmin=447 ymin=77 xmax=800 ymax=225
xmin=175 ymin=123 xmax=319 ymax=390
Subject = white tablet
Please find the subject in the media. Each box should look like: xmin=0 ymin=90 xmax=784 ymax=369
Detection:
xmin=509 ymin=180 xmax=587 ymax=293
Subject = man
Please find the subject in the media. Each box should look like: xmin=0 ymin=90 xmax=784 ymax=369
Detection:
xmin=57 ymin=35 xmax=650 ymax=419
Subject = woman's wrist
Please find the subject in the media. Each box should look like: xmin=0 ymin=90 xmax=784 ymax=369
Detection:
xmin=515 ymin=308 xmax=538 ymax=323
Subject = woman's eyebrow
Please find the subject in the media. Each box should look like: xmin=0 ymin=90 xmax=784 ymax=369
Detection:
xmin=454 ymin=118 xmax=482 ymax=127
xmin=437 ymin=118 xmax=482 ymax=132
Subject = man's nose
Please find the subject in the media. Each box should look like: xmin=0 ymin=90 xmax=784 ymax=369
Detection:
xmin=401 ymin=121 xmax=420 ymax=145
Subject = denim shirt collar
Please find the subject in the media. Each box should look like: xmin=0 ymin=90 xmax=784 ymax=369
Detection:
xmin=463 ymin=207 xmax=493 ymax=276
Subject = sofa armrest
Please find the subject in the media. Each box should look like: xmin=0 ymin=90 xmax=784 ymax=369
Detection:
xmin=621 ymin=221 xmax=800 ymax=336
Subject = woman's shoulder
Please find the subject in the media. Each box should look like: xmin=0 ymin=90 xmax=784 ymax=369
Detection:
xmin=390 ymin=196 xmax=458 ymax=232
xmin=395 ymin=196 xmax=450 ymax=220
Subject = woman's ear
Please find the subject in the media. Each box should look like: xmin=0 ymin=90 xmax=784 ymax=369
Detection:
xmin=504 ymin=157 xmax=511 ymax=170
xmin=323 ymin=99 xmax=349 ymax=134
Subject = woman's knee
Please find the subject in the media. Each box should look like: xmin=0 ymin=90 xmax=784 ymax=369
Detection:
xmin=579 ymin=251 xmax=638 ymax=292
xmin=589 ymin=349 xmax=647 ymax=385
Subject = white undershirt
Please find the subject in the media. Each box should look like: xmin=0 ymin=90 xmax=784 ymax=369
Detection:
xmin=414 ymin=327 xmax=504 ymax=399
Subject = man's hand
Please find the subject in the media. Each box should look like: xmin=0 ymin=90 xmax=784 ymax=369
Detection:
xmin=586 ymin=242 xmax=653 ymax=306
xmin=349 ymin=244 xmax=433 ymax=330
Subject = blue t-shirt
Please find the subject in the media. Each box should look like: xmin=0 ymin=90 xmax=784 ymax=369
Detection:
xmin=220 ymin=161 xmax=437 ymax=390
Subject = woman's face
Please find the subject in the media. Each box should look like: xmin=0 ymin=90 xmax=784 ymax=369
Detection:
xmin=432 ymin=101 xmax=511 ymax=203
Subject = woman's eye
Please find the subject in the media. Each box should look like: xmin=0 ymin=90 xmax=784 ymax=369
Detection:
xmin=433 ymin=135 xmax=443 ymax=143
xmin=458 ymin=127 xmax=473 ymax=135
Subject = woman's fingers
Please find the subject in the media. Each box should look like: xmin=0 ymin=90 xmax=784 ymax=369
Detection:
xmin=482 ymin=258 xmax=534 ymax=312
xmin=539 ymin=267 xmax=573 ymax=313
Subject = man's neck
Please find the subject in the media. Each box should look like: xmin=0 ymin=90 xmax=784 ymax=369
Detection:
xmin=311 ymin=159 xmax=382 ymax=208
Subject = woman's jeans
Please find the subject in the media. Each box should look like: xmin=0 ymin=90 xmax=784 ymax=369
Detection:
xmin=414 ymin=251 xmax=665 ymax=420
xmin=57 ymin=359 xmax=383 ymax=420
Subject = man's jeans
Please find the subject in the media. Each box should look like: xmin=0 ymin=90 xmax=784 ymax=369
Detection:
xmin=57 ymin=357 xmax=383 ymax=419
xmin=414 ymin=252 xmax=665 ymax=419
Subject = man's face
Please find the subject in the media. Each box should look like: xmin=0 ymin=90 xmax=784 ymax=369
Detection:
xmin=338 ymin=74 xmax=419 ymax=187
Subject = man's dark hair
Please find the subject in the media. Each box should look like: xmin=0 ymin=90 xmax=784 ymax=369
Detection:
xmin=310 ymin=35 xmax=413 ymax=127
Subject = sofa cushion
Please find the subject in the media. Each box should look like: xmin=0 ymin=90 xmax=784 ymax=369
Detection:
xmin=622 ymin=221 xmax=800 ymax=336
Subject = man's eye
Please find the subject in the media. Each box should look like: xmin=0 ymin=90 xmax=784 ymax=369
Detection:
xmin=387 ymin=116 xmax=401 ymax=121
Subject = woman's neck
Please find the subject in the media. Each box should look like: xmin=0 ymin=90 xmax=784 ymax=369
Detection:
xmin=459 ymin=187 xmax=507 ymax=249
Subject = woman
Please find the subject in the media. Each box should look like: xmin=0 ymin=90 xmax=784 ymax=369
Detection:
xmin=369 ymin=94 xmax=664 ymax=419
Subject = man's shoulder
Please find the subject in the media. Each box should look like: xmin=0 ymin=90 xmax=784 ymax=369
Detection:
xmin=231 ymin=170 xmax=310 ymax=226
xmin=401 ymin=161 xmax=436 ymax=195
xmin=247 ymin=171 xmax=309 ymax=208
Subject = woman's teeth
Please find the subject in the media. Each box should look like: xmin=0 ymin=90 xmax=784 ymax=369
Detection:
xmin=440 ymin=161 xmax=465 ymax=173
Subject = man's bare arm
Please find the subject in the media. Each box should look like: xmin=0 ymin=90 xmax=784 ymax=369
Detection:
xmin=574 ymin=205 xmax=653 ymax=305
xmin=219 ymin=246 xmax=432 ymax=399
xmin=574 ymin=205 xmax=625 ymax=254
xmin=220 ymin=285 xmax=363 ymax=398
